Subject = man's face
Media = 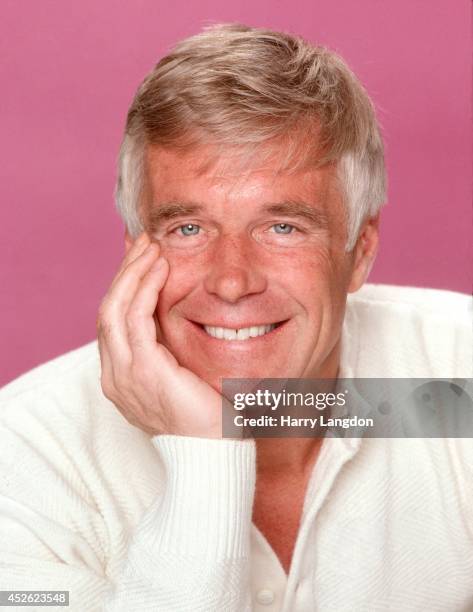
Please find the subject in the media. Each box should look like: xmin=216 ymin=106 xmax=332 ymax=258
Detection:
xmin=135 ymin=145 xmax=369 ymax=391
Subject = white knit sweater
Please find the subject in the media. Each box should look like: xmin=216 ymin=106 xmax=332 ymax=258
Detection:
xmin=0 ymin=285 xmax=472 ymax=611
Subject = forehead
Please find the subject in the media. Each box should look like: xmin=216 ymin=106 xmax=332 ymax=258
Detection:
xmin=144 ymin=144 xmax=342 ymax=215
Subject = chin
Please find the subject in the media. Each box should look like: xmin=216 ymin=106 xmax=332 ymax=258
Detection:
xmin=179 ymin=358 xmax=270 ymax=388
xmin=177 ymin=348 xmax=310 ymax=394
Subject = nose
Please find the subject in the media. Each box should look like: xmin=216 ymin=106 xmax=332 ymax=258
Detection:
xmin=204 ymin=234 xmax=267 ymax=303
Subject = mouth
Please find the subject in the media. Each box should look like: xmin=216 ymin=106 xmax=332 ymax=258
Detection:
xmin=199 ymin=321 xmax=285 ymax=341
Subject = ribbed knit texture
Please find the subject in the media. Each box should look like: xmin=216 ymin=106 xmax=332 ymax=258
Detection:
xmin=0 ymin=285 xmax=471 ymax=611
xmin=102 ymin=437 xmax=255 ymax=611
xmin=148 ymin=436 xmax=255 ymax=559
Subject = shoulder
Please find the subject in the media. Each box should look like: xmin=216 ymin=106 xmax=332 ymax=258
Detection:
xmin=0 ymin=340 xmax=152 ymax=447
xmin=0 ymin=341 xmax=114 ymax=458
xmin=0 ymin=341 xmax=159 ymax=491
xmin=0 ymin=342 xmax=110 ymax=433
xmin=348 ymin=283 xmax=472 ymax=318
xmin=0 ymin=342 xmax=162 ymax=522
xmin=0 ymin=341 xmax=101 ymax=404
xmin=343 ymin=284 xmax=472 ymax=377
xmin=0 ymin=343 xmax=163 ymax=555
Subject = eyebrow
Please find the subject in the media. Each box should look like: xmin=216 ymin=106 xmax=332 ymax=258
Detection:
xmin=146 ymin=200 xmax=329 ymax=229
xmin=263 ymin=201 xmax=329 ymax=228
xmin=146 ymin=203 xmax=204 ymax=229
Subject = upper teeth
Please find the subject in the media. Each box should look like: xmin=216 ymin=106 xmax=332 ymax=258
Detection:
xmin=203 ymin=324 xmax=275 ymax=341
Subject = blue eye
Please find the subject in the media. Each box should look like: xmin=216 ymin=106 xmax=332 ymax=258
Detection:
xmin=180 ymin=224 xmax=200 ymax=236
xmin=272 ymin=223 xmax=294 ymax=234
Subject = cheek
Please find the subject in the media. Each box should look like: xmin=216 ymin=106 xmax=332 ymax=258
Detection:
xmin=155 ymin=251 xmax=203 ymax=319
xmin=280 ymin=245 xmax=338 ymax=287
xmin=311 ymin=241 xmax=353 ymax=292
xmin=282 ymin=247 xmax=350 ymax=320
xmin=155 ymin=241 xmax=351 ymax=318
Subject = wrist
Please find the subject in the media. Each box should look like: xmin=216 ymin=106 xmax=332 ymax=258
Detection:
xmin=148 ymin=435 xmax=257 ymax=558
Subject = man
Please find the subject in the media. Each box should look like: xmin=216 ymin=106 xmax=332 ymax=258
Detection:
xmin=0 ymin=23 xmax=472 ymax=612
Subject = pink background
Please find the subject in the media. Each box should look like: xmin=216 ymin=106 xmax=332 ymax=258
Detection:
xmin=1 ymin=0 xmax=471 ymax=387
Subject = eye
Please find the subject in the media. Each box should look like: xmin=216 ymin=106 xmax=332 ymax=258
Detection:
xmin=272 ymin=223 xmax=295 ymax=234
xmin=163 ymin=221 xmax=210 ymax=250
xmin=179 ymin=223 xmax=200 ymax=236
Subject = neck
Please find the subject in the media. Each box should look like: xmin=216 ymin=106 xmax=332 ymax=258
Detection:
xmin=255 ymin=437 xmax=323 ymax=478
xmin=255 ymin=345 xmax=340 ymax=477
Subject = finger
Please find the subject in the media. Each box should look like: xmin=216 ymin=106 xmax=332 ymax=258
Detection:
xmin=117 ymin=232 xmax=151 ymax=276
xmin=98 ymin=299 xmax=133 ymax=389
xmin=98 ymin=244 xmax=161 ymax=369
xmin=110 ymin=239 xmax=161 ymax=297
xmin=97 ymin=333 xmax=116 ymax=397
xmin=109 ymin=243 xmax=162 ymax=315
xmin=126 ymin=256 xmax=174 ymax=362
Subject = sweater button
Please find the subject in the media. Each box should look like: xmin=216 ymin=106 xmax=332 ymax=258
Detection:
xmin=256 ymin=588 xmax=275 ymax=605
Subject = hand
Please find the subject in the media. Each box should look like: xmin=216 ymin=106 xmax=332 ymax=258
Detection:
xmin=97 ymin=233 xmax=225 ymax=438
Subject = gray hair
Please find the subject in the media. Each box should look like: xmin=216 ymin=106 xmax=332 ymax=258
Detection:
xmin=116 ymin=23 xmax=386 ymax=250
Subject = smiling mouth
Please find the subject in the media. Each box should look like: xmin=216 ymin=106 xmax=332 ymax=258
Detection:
xmin=201 ymin=322 xmax=284 ymax=341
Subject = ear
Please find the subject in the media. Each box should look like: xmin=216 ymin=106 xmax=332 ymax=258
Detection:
xmin=347 ymin=215 xmax=380 ymax=293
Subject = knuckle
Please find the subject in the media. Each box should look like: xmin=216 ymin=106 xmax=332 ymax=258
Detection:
xmin=100 ymin=374 xmax=115 ymax=400
xmin=97 ymin=298 xmax=109 ymax=320
xmin=126 ymin=306 xmax=145 ymax=328
xmin=112 ymin=368 xmax=132 ymax=394
xmin=124 ymin=412 xmax=145 ymax=430
xmin=130 ymin=360 xmax=149 ymax=384
xmin=98 ymin=319 xmax=113 ymax=340
xmin=128 ymin=330 xmax=144 ymax=350
xmin=97 ymin=303 xmax=111 ymax=331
